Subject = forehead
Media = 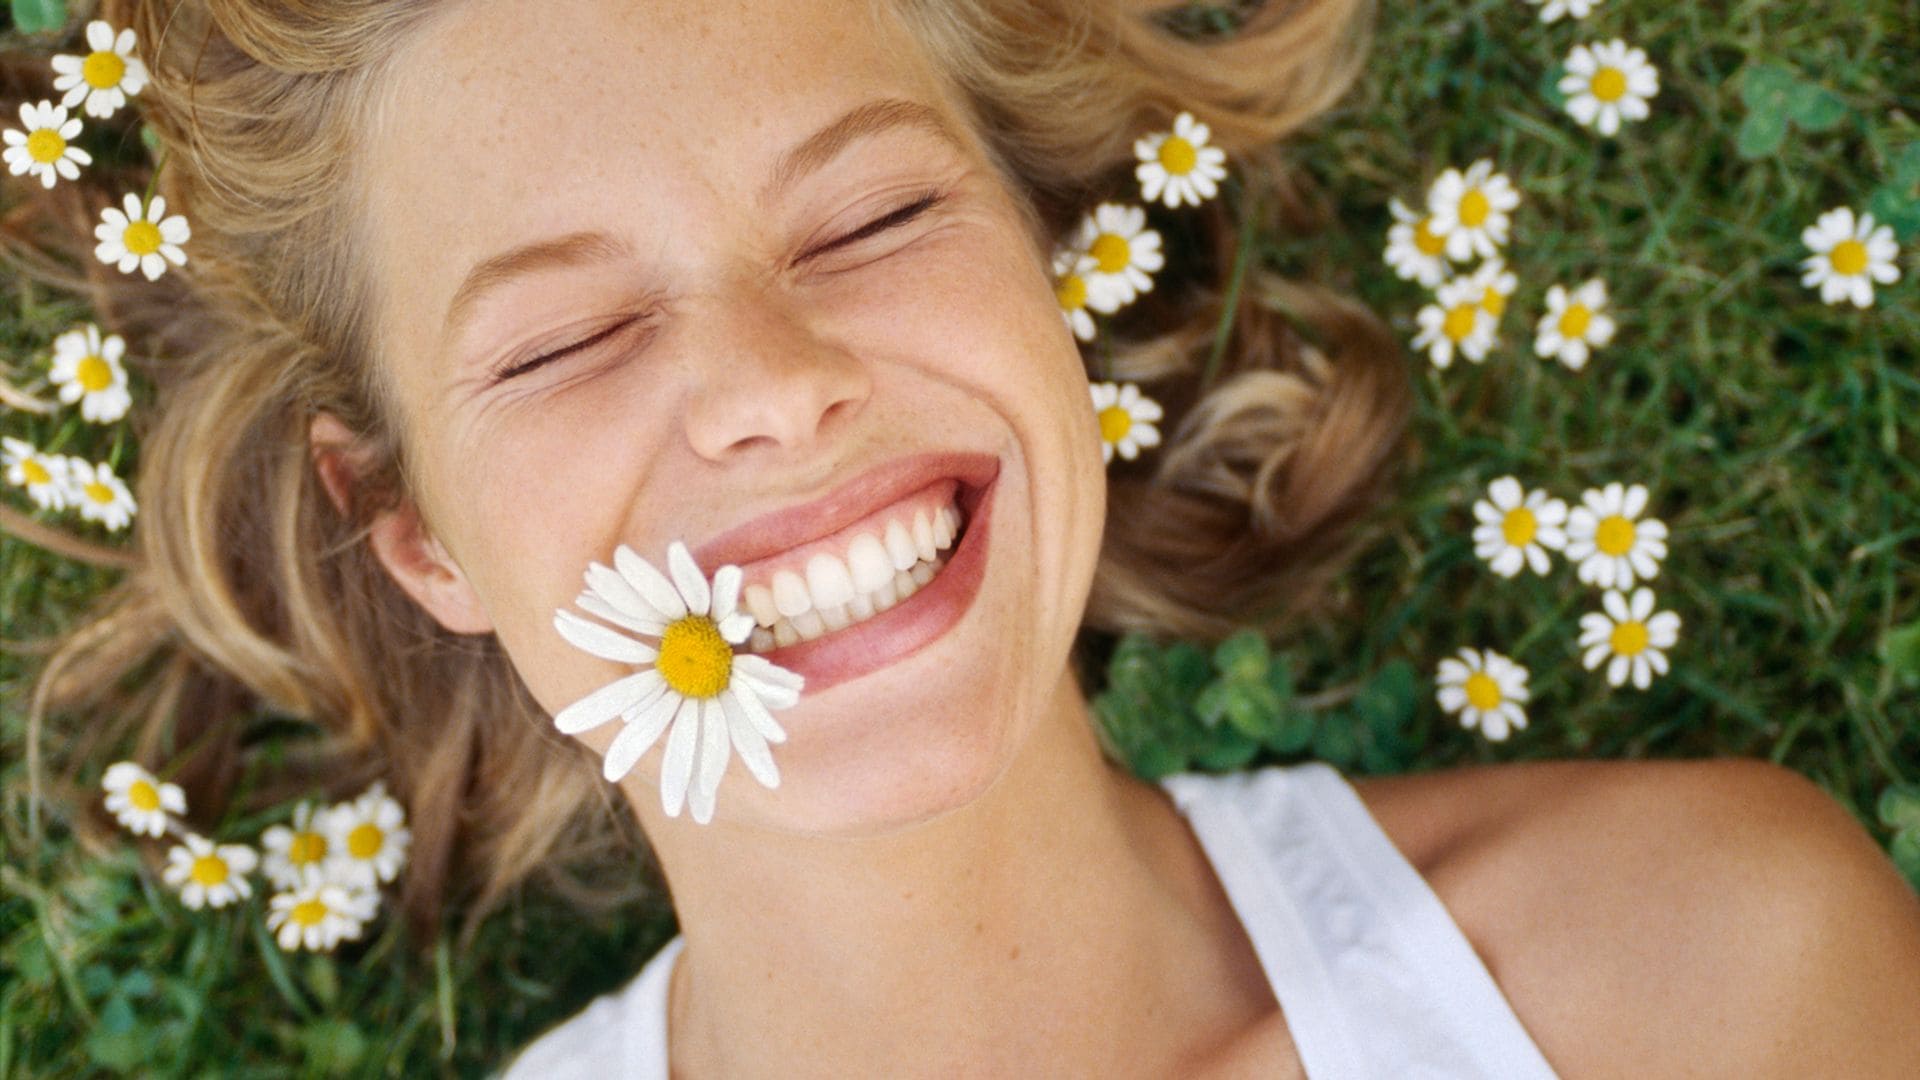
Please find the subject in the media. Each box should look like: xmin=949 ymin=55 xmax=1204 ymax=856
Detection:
xmin=358 ymin=0 xmax=959 ymax=363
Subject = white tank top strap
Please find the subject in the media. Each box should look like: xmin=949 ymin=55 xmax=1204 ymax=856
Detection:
xmin=1159 ymin=761 xmax=1562 ymax=1079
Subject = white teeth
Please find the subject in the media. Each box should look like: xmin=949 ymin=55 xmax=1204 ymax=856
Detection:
xmin=818 ymin=604 xmax=850 ymax=631
xmin=772 ymin=571 xmax=811 ymax=618
xmin=910 ymin=560 xmax=935 ymax=586
xmin=847 ymin=533 xmax=893 ymax=592
xmin=931 ymin=507 xmax=953 ymax=549
xmin=872 ymin=580 xmax=899 ymax=611
xmin=942 ymin=506 xmax=962 ymax=545
xmin=848 ymin=591 xmax=875 ymax=621
xmin=773 ymin=620 xmax=800 ymax=648
xmin=792 ymin=610 xmax=826 ymax=641
xmin=884 ymin=520 xmax=918 ymax=572
xmin=893 ymin=568 xmax=919 ymax=601
xmin=749 ymin=627 xmax=775 ymax=652
xmin=744 ymin=584 xmax=779 ymax=628
xmin=805 ymin=552 xmax=855 ymax=609
xmin=912 ymin=510 xmax=936 ymax=562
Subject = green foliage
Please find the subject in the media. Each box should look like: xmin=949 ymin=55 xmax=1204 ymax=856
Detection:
xmin=8 ymin=0 xmax=66 ymax=35
xmin=1736 ymin=63 xmax=1852 ymax=159
xmin=1094 ymin=631 xmax=1418 ymax=779
xmin=1880 ymin=785 xmax=1920 ymax=890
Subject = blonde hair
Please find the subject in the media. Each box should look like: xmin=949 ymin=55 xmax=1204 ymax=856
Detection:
xmin=7 ymin=0 xmax=1409 ymax=947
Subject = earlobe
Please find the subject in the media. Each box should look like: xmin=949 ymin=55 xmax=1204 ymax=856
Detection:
xmin=307 ymin=410 xmax=495 ymax=636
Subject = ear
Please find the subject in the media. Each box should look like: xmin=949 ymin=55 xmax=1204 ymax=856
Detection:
xmin=308 ymin=410 xmax=495 ymax=636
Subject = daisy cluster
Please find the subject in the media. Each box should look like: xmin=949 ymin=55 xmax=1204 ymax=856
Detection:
xmin=1053 ymin=111 xmax=1231 ymax=468
xmin=101 ymin=761 xmax=411 ymax=953
xmin=3 ymin=19 xmax=195 ymax=534
xmin=1437 ymin=475 xmax=1682 ymax=742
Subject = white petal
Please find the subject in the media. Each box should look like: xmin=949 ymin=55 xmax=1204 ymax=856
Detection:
xmin=728 ymin=682 xmax=789 ymax=745
xmin=731 ymin=652 xmax=804 ymax=693
xmin=553 ymin=609 xmax=659 ymax=665
xmin=614 ymin=544 xmax=687 ymax=620
xmin=690 ymin=699 xmax=731 ymax=824
xmin=659 ymin=697 xmax=700 ymax=817
xmin=709 ymin=564 xmax=743 ymax=623
xmin=553 ymin=670 xmax=658 ymax=735
xmin=667 ymin=541 xmax=711 ymax=616
xmin=721 ymin=693 xmax=780 ymax=788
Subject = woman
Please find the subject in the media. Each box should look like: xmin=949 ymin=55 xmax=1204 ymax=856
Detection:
xmin=20 ymin=0 xmax=1920 ymax=1074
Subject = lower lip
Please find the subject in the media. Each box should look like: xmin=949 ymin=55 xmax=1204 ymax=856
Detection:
xmin=748 ymin=469 xmax=998 ymax=695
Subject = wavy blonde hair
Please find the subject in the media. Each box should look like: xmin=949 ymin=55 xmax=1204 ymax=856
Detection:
xmin=6 ymin=0 xmax=1409 ymax=947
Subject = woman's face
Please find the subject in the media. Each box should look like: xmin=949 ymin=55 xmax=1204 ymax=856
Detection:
xmin=355 ymin=0 xmax=1107 ymax=834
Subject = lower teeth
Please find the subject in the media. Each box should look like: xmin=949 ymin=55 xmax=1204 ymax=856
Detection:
xmin=747 ymin=553 xmax=948 ymax=652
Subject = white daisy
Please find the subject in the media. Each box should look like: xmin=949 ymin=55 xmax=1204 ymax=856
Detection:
xmin=162 ymin=833 xmax=258 ymax=910
xmin=1089 ymin=380 xmax=1164 ymax=464
xmin=1471 ymin=476 xmax=1568 ymax=578
xmin=2 ymin=101 xmax=93 ymax=190
xmin=260 ymin=801 xmax=334 ymax=890
xmin=1525 ymin=0 xmax=1601 ymax=22
xmin=1053 ymin=246 xmax=1100 ymax=343
xmin=47 ymin=323 xmax=133 ymax=424
xmin=1134 ymin=111 xmax=1229 ymax=209
xmin=1534 ymin=279 xmax=1617 ymax=371
xmin=3 ymin=436 xmax=73 ymax=512
xmin=266 ymin=880 xmax=379 ymax=952
xmin=1559 ymin=40 xmax=1660 ymax=138
xmin=323 ymin=781 xmax=411 ymax=889
xmin=1565 ymin=481 xmax=1668 ymax=590
xmin=1425 ymin=159 xmax=1521 ymax=262
xmin=1578 ymin=586 xmax=1681 ymax=689
xmin=1384 ymin=197 xmax=1453 ymax=287
xmin=1412 ymin=276 xmax=1498 ymax=369
xmin=50 ymin=20 xmax=150 ymax=120
xmin=1435 ymin=647 xmax=1530 ymax=742
xmin=1072 ymin=202 xmax=1165 ymax=312
xmin=1799 ymin=207 xmax=1901 ymax=309
xmin=94 ymin=192 xmax=190 ymax=282
xmin=67 ymin=457 xmax=137 ymax=531
xmin=1461 ymin=257 xmax=1518 ymax=320
xmin=552 ymin=540 xmax=804 ymax=825
xmin=101 ymin=760 xmax=185 ymax=838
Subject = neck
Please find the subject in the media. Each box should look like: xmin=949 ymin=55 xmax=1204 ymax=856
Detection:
xmin=629 ymin=666 xmax=1265 ymax=1076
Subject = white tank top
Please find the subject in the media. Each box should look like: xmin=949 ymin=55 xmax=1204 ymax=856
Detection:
xmin=502 ymin=762 xmax=1561 ymax=1078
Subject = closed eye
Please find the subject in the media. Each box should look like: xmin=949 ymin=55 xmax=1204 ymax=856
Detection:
xmin=487 ymin=317 xmax=645 ymax=383
xmin=802 ymin=191 xmax=945 ymax=262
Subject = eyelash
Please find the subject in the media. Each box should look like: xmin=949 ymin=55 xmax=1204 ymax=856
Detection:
xmin=488 ymin=192 xmax=946 ymax=383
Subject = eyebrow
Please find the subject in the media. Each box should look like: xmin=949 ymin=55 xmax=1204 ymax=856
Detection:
xmin=440 ymin=97 xmax=967 ymax=343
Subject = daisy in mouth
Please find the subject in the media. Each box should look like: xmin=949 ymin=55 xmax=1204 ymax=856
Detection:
xmin=552 ymin=541 xmax=804 ymax=825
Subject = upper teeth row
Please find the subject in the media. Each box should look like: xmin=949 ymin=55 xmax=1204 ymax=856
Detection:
xmin=742 ymin=503 xmax=961 ymax=632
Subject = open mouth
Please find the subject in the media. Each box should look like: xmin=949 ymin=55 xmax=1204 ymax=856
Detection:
xmin=739 ymin=483 xmax=970 ymax=651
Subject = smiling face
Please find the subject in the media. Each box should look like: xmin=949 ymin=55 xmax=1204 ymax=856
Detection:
xmin=353 ymin=0 xmax=1107 ymax=833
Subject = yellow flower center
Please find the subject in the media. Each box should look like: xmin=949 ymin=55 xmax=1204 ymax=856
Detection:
xmin=85 ymin=481 xmax=115 ymax=505
xmin=1609 ymin=620 xmax=1649 ymax=656
xmin=289 ymin=831 xmax=327 ymax=865
xmin=26 ymin=128 xmax=66 ymax=164
xmin=1559 ymin=304 xmax=1592 ymax=339
xmin=1055 ymin=273 xmax=1088 ymax=312
xmin=656 ymin=616 xmax=733 ymax=699
xmin=1502 ymin=507 xmax=1537 ymax=547
xmin=290 ymin=898 xmax=330 ymax=927
xmin=1463 ymin=672 xmax=1502 ymax=711
xmin=77 ymin=354 xmax=114 ymax=391
xmin=347 ymin=822 xmax=384 ymax=859
xmin=128 ymin=779 xmax=159 ymax=811
xmin=1157 ymin=135 xmax=1198 ymax=175
xmin=1829 ymin=239 xmax=1869 ymax=276
xmin=1458 ymin=189 xmax=1491 ymax=228
xmin=1595 ymin=514 xmax=1636 ymax=556
xmin=1442 ymin=303 xmax=1479 ymax=343
xmin=1098 ymin=405 xmax=1133 ymax=444
xmin=84 ymin=50 xmax=127 ymax=89
xmin=190 ymin=854 xmax=229 ymax=887
xmin=1413 ymin=218 xmax=1446 ymax=257
xmin=22 ymin=458 xmax=51 ymax=485
xmin=123 ymin=220 xmax=162 ymax=256
xmin=1591 ymin=67 xmax=1628 ymax=103
xmin=1089 ymin=233 xmax=1132 ymax=274
xmin=1482 ymin=288 xmax=1506 ymax=317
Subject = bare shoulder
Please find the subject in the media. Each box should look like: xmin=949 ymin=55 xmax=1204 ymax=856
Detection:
xmin=1349 ymin=757 xmax=1920 ymax=1077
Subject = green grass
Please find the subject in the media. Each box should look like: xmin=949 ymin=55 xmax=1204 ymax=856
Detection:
xmin=5 ymin=0 xmax=1918 ymax=1075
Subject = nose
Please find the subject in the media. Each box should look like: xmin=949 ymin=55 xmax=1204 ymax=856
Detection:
xmin=680 ymin=289 xmax=870 ymax=462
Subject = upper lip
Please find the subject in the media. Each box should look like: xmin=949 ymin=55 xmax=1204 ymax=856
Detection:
xmin=689 ymin=451 xmax=1000 ymax=572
